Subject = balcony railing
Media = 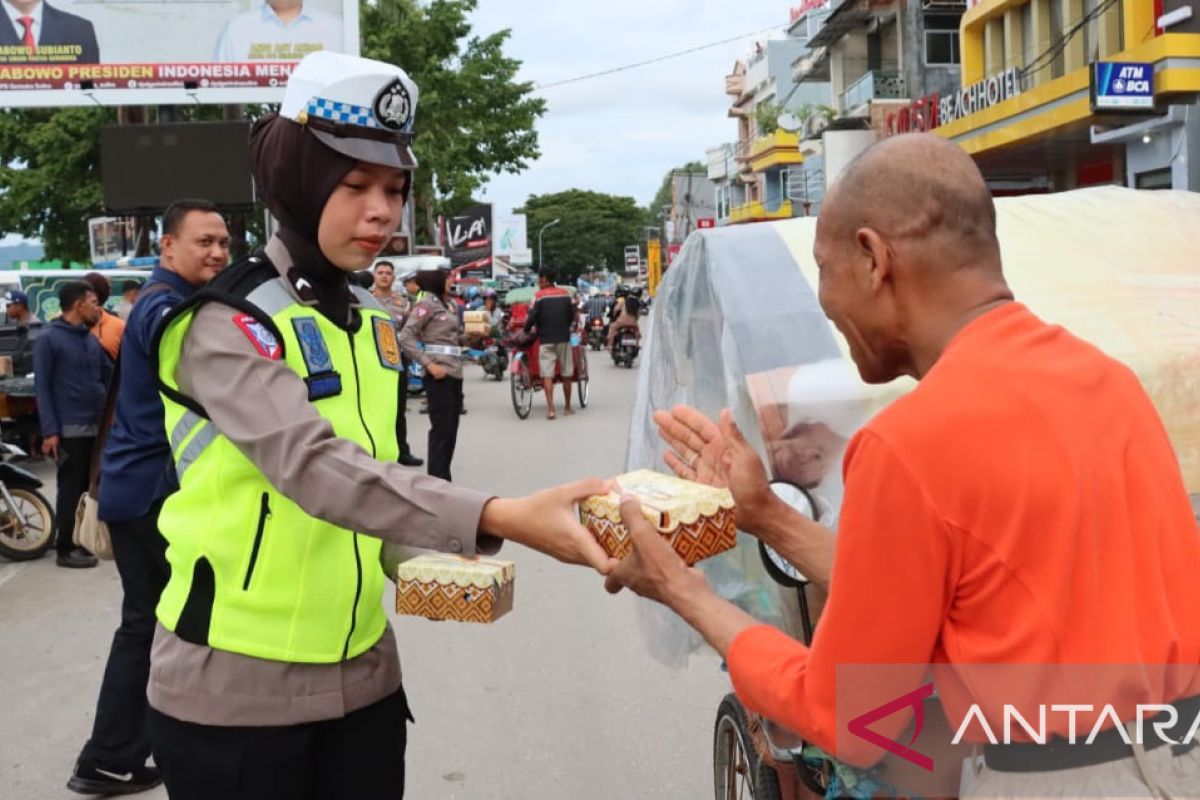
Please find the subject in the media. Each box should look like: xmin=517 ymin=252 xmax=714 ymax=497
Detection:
xmin=729 ymin=199 xmax=794 ymax=224
xmin=839 ymin=70 xmax=907 ymax=114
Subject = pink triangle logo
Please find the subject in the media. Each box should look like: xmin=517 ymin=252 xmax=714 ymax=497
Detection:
xmin=846 ymin=683 xmax=935 ymax=771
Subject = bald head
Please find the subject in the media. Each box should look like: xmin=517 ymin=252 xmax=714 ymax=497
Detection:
xmin=822 ymin=133 xmax=999 ymax=265
xmin=812 ymin=134 xmax=1014 ymax=385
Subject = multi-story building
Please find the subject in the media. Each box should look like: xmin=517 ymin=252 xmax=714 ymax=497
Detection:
xmin=707 ymin=26 xmax=832 ymax=225
xmin=928 ymin=0 xmax=1200 ymax=193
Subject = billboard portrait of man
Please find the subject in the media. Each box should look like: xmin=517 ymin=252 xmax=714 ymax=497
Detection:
xmin=213 ymin=0 xmax=341 ymax=62
xmin=0 ymin=0 xmax=99 ymax=64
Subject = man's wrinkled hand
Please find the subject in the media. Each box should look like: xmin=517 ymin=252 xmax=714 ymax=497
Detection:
xmin=654 ymin=405 xmax=777 ymax=532
xmin=41 ymin=435 xmax=60 ymax=461
xmin=482 ymin=479 xmax=618 ymax=575
xmin=604 ymin=496 xmax=707 ymax=604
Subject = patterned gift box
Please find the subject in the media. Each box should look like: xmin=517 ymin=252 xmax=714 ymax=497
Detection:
xmin=463 ymin=310 xmax=491 ymax=337
xmin=579 ymin=470 xmax=737 ymax=566
xmin=395 ymin=554 xmax=515 ymax=623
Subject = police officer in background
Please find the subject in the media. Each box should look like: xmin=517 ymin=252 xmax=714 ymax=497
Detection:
xmin=399 ymin=263 xmax=463 ymax=480
xmin=371 ymin=260 xmax=422 ymax=468
xmin=147 ymin=51 xmax=613 ymax=800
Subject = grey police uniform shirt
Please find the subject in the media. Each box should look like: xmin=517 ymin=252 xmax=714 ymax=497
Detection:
xmin=398 ymin=294 xmax=466 ymax=380
xmin=148 ymin=236 xmax=499 ymax=727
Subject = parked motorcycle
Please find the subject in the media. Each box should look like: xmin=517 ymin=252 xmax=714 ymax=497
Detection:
xmin=0 ymin=440 xmax=56 ymax=561
xmin=586 ymin=316 xmax=608 ymax=351
xmin=610 ymin=327 xmax=640 ymax=369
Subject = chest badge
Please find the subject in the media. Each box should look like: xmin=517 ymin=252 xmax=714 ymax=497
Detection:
xmin=373 ymin=317 xmax=404 ymax=371
xmin=291 ymin=317 xmax=342 ymax=400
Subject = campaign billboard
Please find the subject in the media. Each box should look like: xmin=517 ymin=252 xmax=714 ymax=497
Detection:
xmin=0 ymin=0 xmax=358 ymax=107
xmin=492 ymin=212 xmax=527 ymax=260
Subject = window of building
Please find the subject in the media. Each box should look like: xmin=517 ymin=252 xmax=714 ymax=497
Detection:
xmin=925 ymin=13 xmax=961 ymax=66
xmin=1050 ymin=0 xmax=1065 ymax=77
xmin=1135 ymin=168 xmax=1173 ymax=190
xmin=1083 ymin=0 xmax=1100 ymax=63
xmin=1021 ymin=2 xmax=1035 ymax=76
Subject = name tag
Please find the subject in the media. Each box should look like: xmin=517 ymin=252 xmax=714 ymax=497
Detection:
xmin=306 ymin=372 xmax=343 ymax=401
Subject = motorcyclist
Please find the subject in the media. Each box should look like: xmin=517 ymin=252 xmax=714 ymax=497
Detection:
xmin=606 ymin=286 xmax=641 ymax=349
xmin=482 ymin=289 xmax=504 ymax=335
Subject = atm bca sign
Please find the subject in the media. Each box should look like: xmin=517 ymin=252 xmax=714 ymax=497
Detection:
xmin=1091 ymin=62 xmax=1154 ymax=112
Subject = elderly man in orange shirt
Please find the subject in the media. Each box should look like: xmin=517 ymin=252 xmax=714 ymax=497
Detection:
xmin=606 ymin=134 xmax=1200 ymax=797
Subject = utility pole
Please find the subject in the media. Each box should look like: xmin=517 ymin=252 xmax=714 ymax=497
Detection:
xmin=537 ymin=218 xmax=560 ymax=271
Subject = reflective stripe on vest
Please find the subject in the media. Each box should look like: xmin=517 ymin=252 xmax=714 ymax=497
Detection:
xmin=155 ymin=279 xmax=401 ymax=664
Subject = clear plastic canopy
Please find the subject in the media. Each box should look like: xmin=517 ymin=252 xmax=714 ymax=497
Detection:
xmin=627 ymin=186 xmax=1200 ymax=667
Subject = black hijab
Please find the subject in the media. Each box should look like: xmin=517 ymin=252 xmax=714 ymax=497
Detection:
xmin=250 ymin=114 xmax=358 ymax=325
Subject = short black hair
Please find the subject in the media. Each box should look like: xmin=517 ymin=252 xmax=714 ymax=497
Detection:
xmin=374 ymin=261 xmax=395 ymax=273
xmin=120 ymin=280 xmax=140 ymax=294
xmin=538 ymin=270 xmax=556 ymax=283
xmin=59 ymin=280 xmax=95 ymax=312
xmin=82 ymin=272 xmax=111 ymax=305
xmin=163 ymin=199 xmax=220 ymax=237
xmin=415 ymin=269 xmax=448 ymax=298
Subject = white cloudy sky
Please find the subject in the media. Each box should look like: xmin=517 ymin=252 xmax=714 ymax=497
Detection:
xmin=470 ymin=0 xmax=794 ymax=214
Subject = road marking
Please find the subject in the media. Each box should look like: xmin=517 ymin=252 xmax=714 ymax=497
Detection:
xmin=0 ymin=562 xmax=29 ymax=591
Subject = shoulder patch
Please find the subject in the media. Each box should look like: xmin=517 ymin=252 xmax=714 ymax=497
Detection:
xmin=373 ymin=316 xmax=404 ymax=371
xmin=416 ymin=306 xmax=428 ymax=318
xmin=291 ymin=317 xmax=333 ymax=375
xmin=232 ymin=314 xmax=282 ymax=360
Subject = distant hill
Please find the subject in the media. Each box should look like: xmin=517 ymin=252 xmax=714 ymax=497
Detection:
xmin=0 ymin=243 xmax=46 ymax=267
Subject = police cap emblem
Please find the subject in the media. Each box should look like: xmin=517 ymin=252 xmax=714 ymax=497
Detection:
xmin=374 ymin=78 xmax=412 ymax=132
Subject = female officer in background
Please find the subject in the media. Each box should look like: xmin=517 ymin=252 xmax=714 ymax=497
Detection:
xmin=147 ymin=51 xmax=612 ymax=799
xmin=399 ymin=264 xmax=464 ymax=481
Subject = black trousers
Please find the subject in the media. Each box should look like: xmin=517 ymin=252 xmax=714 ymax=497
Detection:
xmin=423 ymin=375 xmax=462 ymax=481
xmin=55 ymin=437 xmax=94 ymax=555
xmin=148 ymin=688 xmax=411 ymax=800
xmin=79 ymin=503 xmax=170 ymax=769
xmin=397 ymin=361 xmax=413 ymax=459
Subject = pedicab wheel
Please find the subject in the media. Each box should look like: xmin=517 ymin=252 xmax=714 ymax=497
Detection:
xmin=576 ymin=350 xmax=589 ymax=408
xmin=510 ymin=360 xmax=534 ymax=420
xmin=0 ymin=487 xmax=56 ymax=561
xmin=714 ymin=694 xmax=781 ymax=800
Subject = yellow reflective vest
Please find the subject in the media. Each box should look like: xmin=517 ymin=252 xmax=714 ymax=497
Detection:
xmin=155 ymin=257 xmax=402 ymax=663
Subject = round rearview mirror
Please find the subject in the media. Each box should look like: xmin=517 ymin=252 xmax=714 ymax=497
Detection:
xmin=759 ymin=481 xmax=819 ymax=588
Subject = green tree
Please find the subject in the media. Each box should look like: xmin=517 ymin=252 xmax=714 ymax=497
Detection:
xmin=0 ymin=105 xmax=266 ymax=262
xmin=518 ymin=190 xmax=645 ymax=281
xmin=0 ymin=107 xmax=115 ymax=263
xmin=362 ymin=0 xmax=545 ymax=243
xmin=644 ymin=160 xmax=704 ymax=227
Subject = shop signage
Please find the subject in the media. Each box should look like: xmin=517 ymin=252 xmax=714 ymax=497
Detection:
xmin=789 ymin=0 xmax=829 ymax=23
xmin=1090 ymin=62 xmax=1155 ymax=112
xmin=697 ymin=218 xmax=716 ymax=229
xmin=886 ymin=67 xmax=1022 ymax=135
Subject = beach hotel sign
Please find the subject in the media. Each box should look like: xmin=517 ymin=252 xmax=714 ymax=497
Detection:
xmin=887 ymin=66 xmax=1023 ymax=135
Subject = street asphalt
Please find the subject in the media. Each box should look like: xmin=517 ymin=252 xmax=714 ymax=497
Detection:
xmin=0 ymin=351 xmax=732 ymax=800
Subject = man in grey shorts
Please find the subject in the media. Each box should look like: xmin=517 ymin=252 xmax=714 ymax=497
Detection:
xmin=524 ymin=271 xmax=577 ymax=419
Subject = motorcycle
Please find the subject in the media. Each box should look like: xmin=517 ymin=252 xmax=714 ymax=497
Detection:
xmin=610 ymin=326 xmax=640 ymax=369
xmin=0 ymin=440 xmax=56 ymax=561
xmin=473 ymin=337 xmax=508 ymax=381
xmin=586 ymin=316 xmax=608 ymax=351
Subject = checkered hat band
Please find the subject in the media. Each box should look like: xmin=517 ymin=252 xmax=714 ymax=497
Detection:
xmin=306 ymin=98 xmax=382 ymax=130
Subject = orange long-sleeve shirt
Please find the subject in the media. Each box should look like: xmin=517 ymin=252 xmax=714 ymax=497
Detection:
xmin=727 ymin=302 xmax=1200 ymax=765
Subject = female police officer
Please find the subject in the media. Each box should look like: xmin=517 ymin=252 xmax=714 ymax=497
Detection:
xmin=399 ymin=264 xmax=462 ymax=480
xmin=146 ymin=51 xmax=612 ymax=799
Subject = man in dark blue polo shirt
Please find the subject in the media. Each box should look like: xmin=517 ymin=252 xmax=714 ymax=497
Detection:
xmin=68 ymin=200 xmax=230 ymax=797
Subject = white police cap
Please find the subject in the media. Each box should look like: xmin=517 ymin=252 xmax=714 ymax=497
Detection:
xmin=280 ymin=51 xmax=419 ymax=170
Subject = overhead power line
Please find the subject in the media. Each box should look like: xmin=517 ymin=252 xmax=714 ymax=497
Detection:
xmin=534 ymin=22 xmax=785 ymax=91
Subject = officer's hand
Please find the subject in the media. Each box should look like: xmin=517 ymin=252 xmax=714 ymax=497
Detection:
xmin=426 ymin=363 xmax=448 ymax=380
xmin=479 ymin=479 xmax=618 ymax=575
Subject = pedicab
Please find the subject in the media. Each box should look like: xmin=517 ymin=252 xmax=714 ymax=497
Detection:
xmin=502 ymin=286 xmax=590 ymax=420
xmin=625 ymin=186 xmax=1200 ymax=799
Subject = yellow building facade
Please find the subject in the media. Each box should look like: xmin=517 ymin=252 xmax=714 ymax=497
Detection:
xmin=930 ymin=0 xmax=1200 ymax=191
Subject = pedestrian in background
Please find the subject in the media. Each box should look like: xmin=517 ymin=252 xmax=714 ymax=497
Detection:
xmin=400 ymin=266 xmax=465 ymax=480
xmin=4 ymin=289 xmax=39 ymax=327
xmin=523 ymin=270 xmax=577 ymax=420
xmin=83 ymin=272 xmax=126 ymax=360
xmin=67 ymin=200 xmax=230 ymax=797
xmin=32 ymin=280 xmax=109 ymax=569
xmin=115 ymin=281 xmax=139 ymax=321
xmin=372 ymin=260 xmax=423 ymax=468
